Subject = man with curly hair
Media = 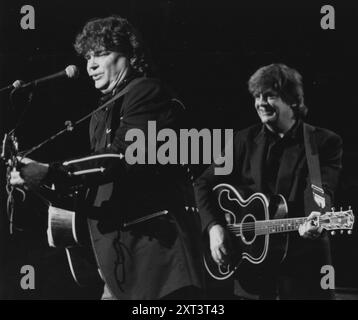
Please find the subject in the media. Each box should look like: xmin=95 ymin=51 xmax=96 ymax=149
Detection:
xmin=194 ymin=63 xmax=342 ymax=299
xmin=11 ymin=15 xmax=204 ymax=300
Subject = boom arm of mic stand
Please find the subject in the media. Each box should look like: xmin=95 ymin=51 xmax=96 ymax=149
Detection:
xmin=20 ymin=92 xmax=120 ymax=158
xmin=21 ymin=124 xmax=74 ymax=159
xmin=8 ymin=85 xmax=34 ymax=136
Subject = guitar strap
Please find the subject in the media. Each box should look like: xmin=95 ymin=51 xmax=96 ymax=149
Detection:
xmin=303 ymin=123 xmax=326 ymax=211
xmin=92 ymin=77 xmax=146 ymax=116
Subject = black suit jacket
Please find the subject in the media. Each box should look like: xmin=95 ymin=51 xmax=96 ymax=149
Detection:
xmin=194 ymin=121 xmax=342 ymax=260
xmin=48 ymin=77 xmax=203 ymax=299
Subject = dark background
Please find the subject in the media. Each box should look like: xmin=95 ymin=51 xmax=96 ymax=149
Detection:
xmin=0 ymin=0 xmax=357 ymax=299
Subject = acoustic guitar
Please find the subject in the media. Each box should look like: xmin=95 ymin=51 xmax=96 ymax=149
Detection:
xmin=203 ymin=183 xmax=354 ymax=292
xmin=2 ymin=132 xmax=102 ymax=287
xmin=46 ymin=188 xmax=103 ymax=288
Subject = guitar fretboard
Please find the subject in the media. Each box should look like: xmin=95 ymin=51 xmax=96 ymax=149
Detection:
xmin=228 ymin=217 xmax=314 ymax=236
xmin=254 ymin=217 xmax=307 ymax=235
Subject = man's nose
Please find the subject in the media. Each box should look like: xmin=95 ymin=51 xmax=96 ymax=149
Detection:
xmin=257 ymin=94 xmax=268 ymax=106
xmin=87 ymin=56 xmax=98 ymax=71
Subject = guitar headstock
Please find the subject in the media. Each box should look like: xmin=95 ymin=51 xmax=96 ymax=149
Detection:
xmin=320 ymin=207 xmax=355 ymax=235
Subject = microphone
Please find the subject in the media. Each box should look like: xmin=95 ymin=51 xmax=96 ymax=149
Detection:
xmin=18 ymin=65 xmax=79 ymax=89
xmin=0 ymin=80 xmax=24 ymax=93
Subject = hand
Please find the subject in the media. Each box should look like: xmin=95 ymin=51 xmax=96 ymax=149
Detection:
xmin=17 ymin=156 xmax=35 ymax=165
xmin=10 ymin=168 xmax=26 ymax=187
xmin=298 ymin=211 xmax=323 ymax=239
xmin=10 ymin=157 xmax=49 ymax=189
xmin=208 ymin=224 xmax=232 ymax=266
xmin=9 ymin=157 xmax=33 ymax=186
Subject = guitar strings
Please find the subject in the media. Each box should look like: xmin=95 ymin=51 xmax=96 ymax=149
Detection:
xmin=226 ymin=217 xmax=332 ymax=233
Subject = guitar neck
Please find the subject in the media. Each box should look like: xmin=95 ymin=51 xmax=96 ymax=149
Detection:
xmin=253 ymin=217 xmax=308 ymax=235
xmin=229 ymin=211 xmax=353 ymax=236
xmin=217 ymin=185 xmax=354 ymax=238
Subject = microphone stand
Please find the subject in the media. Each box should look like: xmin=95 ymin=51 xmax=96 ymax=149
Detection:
xmin=21 ymin=90 xmax=121 ymax=158
xmin=0 ymin=83 xmax=31 ymax=299
xmin=1 ymin=86 xmax=34 ymax=235
xmin=7 ymin=85 xmax=34 ymax=135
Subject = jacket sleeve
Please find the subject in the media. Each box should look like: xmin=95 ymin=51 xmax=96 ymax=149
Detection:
xmin=46 ymin=78 xmax=183 ymax=187
xmin=193 ymin=132 xmax=240 ymax=233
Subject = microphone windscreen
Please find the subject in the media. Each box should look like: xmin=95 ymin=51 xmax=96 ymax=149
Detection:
xmin=12 ymin=80 xmax=24 ymax=89
xmin=65 ymin=65 xmax=79 ymax=79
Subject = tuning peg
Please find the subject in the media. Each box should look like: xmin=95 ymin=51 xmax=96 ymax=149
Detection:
xmin=331 ymin=231 xmax=336 ymax=235
xmin=348 ymin=206 xmax=352 ymax=210
xmin=340 ymin=230 xmax=344 ymax=234
xmin=340 ymin=207 xmax=343 ymax=212
xmin=348 ymin=230 xmax=352 ymax=235
xmin=331 ymin=207 xmax=335 ymax=212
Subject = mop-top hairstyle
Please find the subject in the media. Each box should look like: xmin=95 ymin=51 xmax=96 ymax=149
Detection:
xmin=248 ymin=63 xmax=308 ymax=118
xmin=74 ymin=15 xmax=150 ymax=75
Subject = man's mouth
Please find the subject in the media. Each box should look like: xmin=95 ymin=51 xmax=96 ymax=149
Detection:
xmin=92 ymin=74 xmax=103 ymax=81
xmin=259 ymin=106 xmax=276 ymax=116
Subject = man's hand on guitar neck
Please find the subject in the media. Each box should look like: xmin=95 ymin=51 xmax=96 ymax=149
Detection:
xmin=298 ymin=211 xmax=323 ymax=239
xmin=208 ymin=224 xmax=232 ymax=266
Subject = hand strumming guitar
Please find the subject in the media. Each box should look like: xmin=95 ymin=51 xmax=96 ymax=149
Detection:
xmin=10 ymin=157 xmax=49 ymax=189
xmin=208 ymin=223 xmax=232 ymax=266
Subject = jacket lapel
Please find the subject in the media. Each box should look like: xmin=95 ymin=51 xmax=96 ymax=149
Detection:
xmin=275 ymin=141 xmax=304 ymax=197
xmin=250 ymin=130 xmax=266 ymax=192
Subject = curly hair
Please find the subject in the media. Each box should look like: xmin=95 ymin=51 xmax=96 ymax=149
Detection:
xmin=248 ymin=63 xmax=308 ymax=119
xmin=74 ymin=15 xmax=150 ymax=75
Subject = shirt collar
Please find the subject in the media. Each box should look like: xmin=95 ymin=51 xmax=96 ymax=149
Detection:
xmin=99 ymin=72 xmax=139 ymax=104
xmin=261 ymin=119 xmax=303 ymax=142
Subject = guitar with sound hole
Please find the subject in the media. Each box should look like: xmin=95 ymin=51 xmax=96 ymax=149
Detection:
xmin=203 ymin=183 xmax=354 ymax=293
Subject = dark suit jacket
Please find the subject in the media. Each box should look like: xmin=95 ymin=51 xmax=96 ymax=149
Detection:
xmin=194 ymin=121 xmax=342 ymax=264
xmin=48 ymin=77 xmax=203 ymax=299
